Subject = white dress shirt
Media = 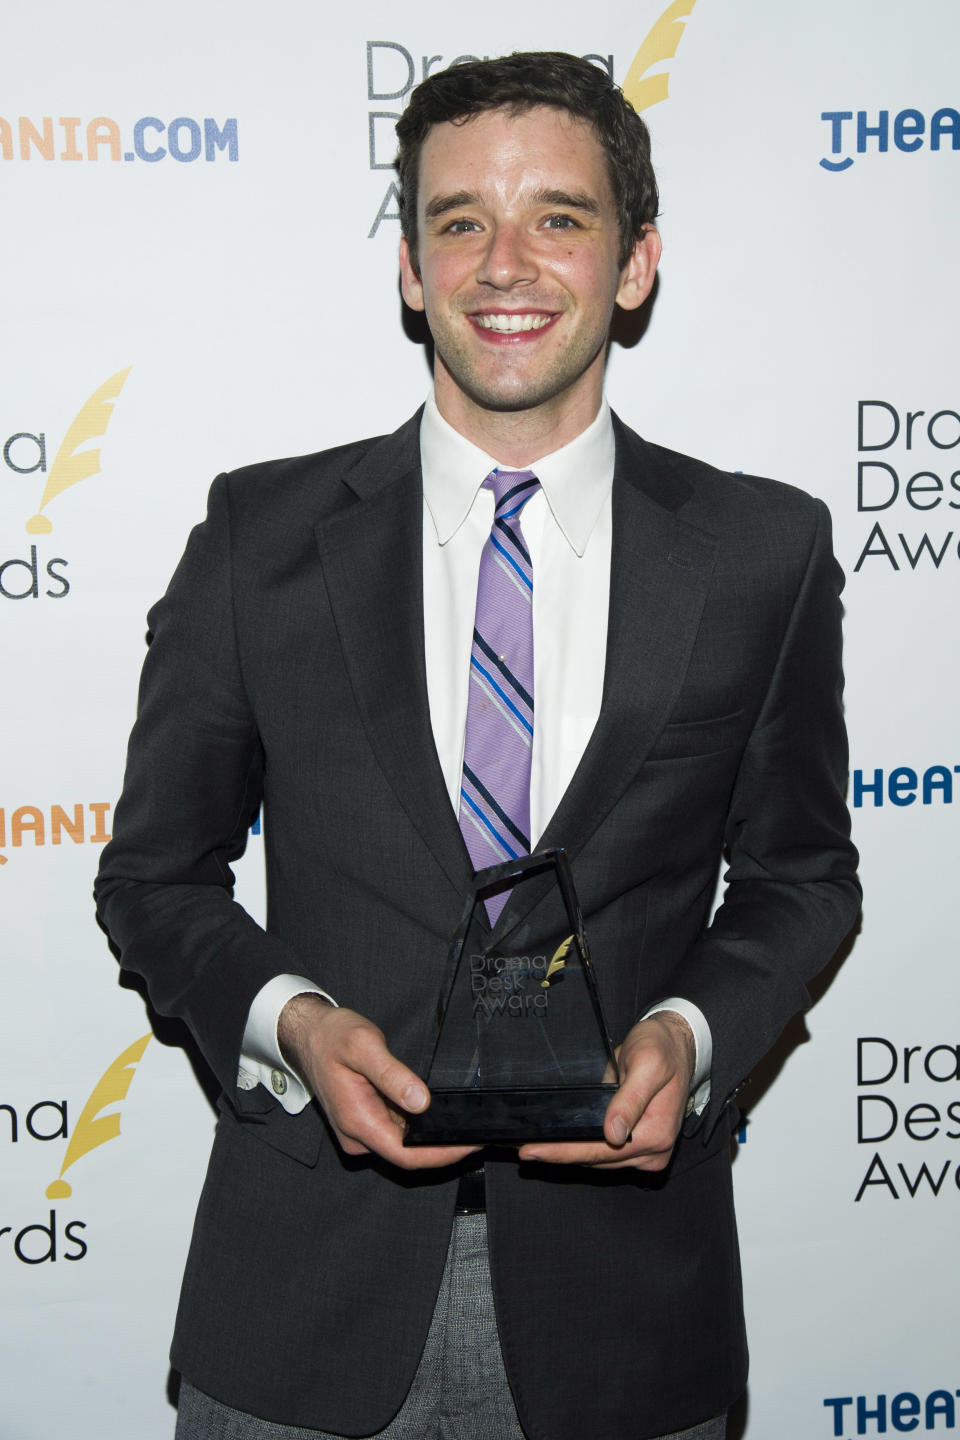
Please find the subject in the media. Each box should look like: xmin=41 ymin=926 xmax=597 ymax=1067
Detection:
xmin=238 ymin=396 xmax=711 ymax=1114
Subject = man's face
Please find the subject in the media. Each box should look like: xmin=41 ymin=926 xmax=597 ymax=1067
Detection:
xmin=399 ymin=105 xmax=659 ymax=443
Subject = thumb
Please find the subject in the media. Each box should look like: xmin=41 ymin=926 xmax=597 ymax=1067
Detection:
xmin=353 ymin=1029 xmax=430 ymax=1114
xmin=601 ymin=1019 xmax=684 ymax=1146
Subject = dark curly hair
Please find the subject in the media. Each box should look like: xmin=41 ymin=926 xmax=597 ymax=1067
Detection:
xmin=395 ymin=51 xmax=659 ymax=270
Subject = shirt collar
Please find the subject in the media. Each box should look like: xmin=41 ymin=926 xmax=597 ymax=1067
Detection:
xmin=420 ymin=392 xmax=615 ymax=557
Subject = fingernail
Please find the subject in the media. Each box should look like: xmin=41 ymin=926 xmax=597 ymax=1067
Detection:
xmin=403 ymin=1082 xmax=427 ymax=1111
xmin=610 ymin=1116 xmax=629 ymax=1145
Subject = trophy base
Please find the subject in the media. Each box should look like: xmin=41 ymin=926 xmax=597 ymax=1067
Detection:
xmin=403 ymin=1083 xmax=618 ymax=1146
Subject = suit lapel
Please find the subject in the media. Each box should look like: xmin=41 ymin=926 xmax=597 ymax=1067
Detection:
xmin=314 ymin=416 xmax=472 ymax=900
xmin=314 ymin=412 xmax=718 ymax=935
xmin=499 ymin=421 xmax=718 ymax=934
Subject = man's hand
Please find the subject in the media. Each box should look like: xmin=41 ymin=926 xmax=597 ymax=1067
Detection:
xmin=277 ymin=994 xmax=479 ymax=1171
xmin=517 ymin=1011 xmax=696 ymax=1171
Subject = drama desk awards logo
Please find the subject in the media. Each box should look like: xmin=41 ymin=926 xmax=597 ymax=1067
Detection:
xmin=854 ymin=1035 xmax=960 ymax=1203
xmin=620 ymin=0 xmax=698 ymax=112
xmin=365 ymin=0 xmax=699 ymax=236
xmin=2 ymin=1035 xmax=150 ymax=1263
xmin=1 ymin=367 xmax=130 ymax=600
xmin=851 ymin=399 xmax=960 ymax=575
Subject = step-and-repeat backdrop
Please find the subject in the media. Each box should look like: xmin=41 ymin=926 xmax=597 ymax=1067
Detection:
xmin=2 ymin=2 xmax=956 ymax=1436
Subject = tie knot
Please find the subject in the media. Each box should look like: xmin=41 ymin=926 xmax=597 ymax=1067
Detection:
xmin=484 ymin=468 xmax=539 ymax=517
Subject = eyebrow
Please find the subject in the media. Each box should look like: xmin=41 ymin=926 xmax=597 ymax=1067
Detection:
xmin=423 ymin=187 xmax=603 ymax=222
xmin=424 ymin=191 xmax=480 ymax=221
xmin=531 ymin=188 xmax=602 ymax=215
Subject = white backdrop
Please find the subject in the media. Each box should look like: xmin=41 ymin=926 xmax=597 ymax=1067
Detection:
xmin=2 ymin=3 xmax=958 ymax=1437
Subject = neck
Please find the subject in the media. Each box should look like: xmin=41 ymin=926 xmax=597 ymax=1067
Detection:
xmin=433 ymin=378 xmax=603 ymax=467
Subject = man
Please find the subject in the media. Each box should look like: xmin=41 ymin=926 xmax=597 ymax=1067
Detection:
xmin=96 ymin=52 xmax=860 ymax=1440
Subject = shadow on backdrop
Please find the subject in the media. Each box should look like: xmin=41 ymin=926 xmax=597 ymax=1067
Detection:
xmin=726 ymin=915 xmax=862 ymax=1440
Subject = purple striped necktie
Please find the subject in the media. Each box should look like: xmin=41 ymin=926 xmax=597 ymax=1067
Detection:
xmin=458 ymin=467 xmax=540 ymax=923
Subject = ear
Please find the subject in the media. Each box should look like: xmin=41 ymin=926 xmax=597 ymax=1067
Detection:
xmin=615 ymin=225 xmax=661 ymax=312
xmin=399 ymin=236 xmax=425 ymax=312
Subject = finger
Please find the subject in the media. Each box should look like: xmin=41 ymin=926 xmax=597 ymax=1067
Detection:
xmin=333 ymin=1121 xmax=479 ymax=1170
xmin=331 ymin=1021 xmax=431 ymax=1116
xmin=518 ymin=1080 xmax=684 ymax=1170
xmin=600 ymin=1081 xmax=660 ymax=1150
xmin=609 ymin=1082 xmax=688 ymax=1159
xmin=324 ymin=1065 xmax=480 ymax=1170
xmin=390 ymin=1142 xmax=483 ymax=1171
xmin=380 ymin=1098 xmax=483 ymax=1171
xmin=334 ymin=1106 xmax=480 ymax=1170
xmin=305 ymin=1011 xmax=481 ymax=1169
xmin=517 ymin=1137 xmax=674 ymax=1170
xmin=518 ymin=1139 xmax=615 ymax=1165
xmin=602 ymin=1025 xmax=688 ymax=1148
xmin=322 ymin=1067 xmax=397 ymax=1154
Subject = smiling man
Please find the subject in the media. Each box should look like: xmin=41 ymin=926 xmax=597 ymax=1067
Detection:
xmin=96 ymin=51 xmax=859 ymax=1440
xmin=398 ymin=104 xmax=659 ymax=449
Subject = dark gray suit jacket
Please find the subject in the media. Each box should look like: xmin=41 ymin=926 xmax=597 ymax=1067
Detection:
xmin=95 ymin=410 xmax=860 ymax=1440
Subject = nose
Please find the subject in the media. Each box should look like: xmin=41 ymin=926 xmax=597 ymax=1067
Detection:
xmin=475 ymin=221 xmax=538 ymax=289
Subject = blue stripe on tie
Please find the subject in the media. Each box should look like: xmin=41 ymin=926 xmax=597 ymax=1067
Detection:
xmin=472 ymin=671 xmax=533 ymax=746
xmin=459 ymin=788 xmax=521 ymax=860
xmin=493 ymin=553 xmax=534 ymax=605
xmin=489 ymin=534 xmax=533 ymax=591
xmin=470 ymin=657 xmax=534 ymax=735
xmin=473 ymin=632 xmax=533 ymax=709
xmin=462 ymin=805 xmax=513 ymax=864
xmin=462 ymin=763 xmax=530 ymax=850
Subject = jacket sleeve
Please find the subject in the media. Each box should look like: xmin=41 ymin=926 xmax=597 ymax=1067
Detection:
xmin=674 ymin=498 xmax=861 ymax=1136
xmin=95 ymin=474 xmax=300 ymax=1103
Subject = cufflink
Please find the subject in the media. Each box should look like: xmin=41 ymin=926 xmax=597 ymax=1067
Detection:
xmin=270 ymin=1069 xmax=288 ymax=1096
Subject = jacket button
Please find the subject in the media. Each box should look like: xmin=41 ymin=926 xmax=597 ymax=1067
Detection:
xmin=270 ymin=1069 xmax=288 ymax=1096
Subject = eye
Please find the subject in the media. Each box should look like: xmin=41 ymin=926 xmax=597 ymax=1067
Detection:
xmin=445 ymin=218 xmax=482 ymax=235
xmin=544 ymin=213 xmax=579 ymax=230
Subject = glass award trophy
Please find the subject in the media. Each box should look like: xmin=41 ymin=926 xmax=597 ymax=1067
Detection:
xmin=405 ymin=848 xmax=619 ymax=1146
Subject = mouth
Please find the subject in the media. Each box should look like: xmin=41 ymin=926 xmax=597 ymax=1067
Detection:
xmin=470 ymin=312 xmax=558 ymax=335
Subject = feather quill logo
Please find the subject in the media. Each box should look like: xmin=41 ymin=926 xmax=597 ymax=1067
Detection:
xmin=25 ymin=366 xmax=131 ymax=534
xmin=45 ymin=1033 xmax=151 ymax=1199
xmin=541 ymin=935 xmax=574 ymax=989
xmin=622 ymin=0 xmax=699 ymax=113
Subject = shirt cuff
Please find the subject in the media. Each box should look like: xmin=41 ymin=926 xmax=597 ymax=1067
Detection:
xmin=642 ymin=997 xmax=712 ymax=1115
xmin=236 ymin=974 xmax=337 ymax=1116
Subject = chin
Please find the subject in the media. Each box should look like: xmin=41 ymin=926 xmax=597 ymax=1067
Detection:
xmin=455 ymin=372 xmax=574 ymax=415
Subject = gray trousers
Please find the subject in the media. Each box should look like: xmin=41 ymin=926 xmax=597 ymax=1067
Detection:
xmin=175 ymin=1215 xmax=726 ymax=1440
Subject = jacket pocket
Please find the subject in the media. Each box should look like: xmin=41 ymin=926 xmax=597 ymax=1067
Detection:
xmin=646 ymin=709 xmax=744 ymax=762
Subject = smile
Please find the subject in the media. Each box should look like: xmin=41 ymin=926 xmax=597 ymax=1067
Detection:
xmin=472 ymin=313 xmax=556 ymax=333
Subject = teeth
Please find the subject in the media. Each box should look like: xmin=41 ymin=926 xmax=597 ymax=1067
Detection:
xmin=474 ymin=313 xmax=553 ymax=333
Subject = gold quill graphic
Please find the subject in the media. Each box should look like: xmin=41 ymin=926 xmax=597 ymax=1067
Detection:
xmin=622 ymin=0 xmax=698 ymax=113
xmin=46 ymin=1033 xmax=151 ymax=1199
xmin=26 ymin=366 xmax=131 ymax=534
xmin=541 ymin=935 xmax=574 ymax=988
